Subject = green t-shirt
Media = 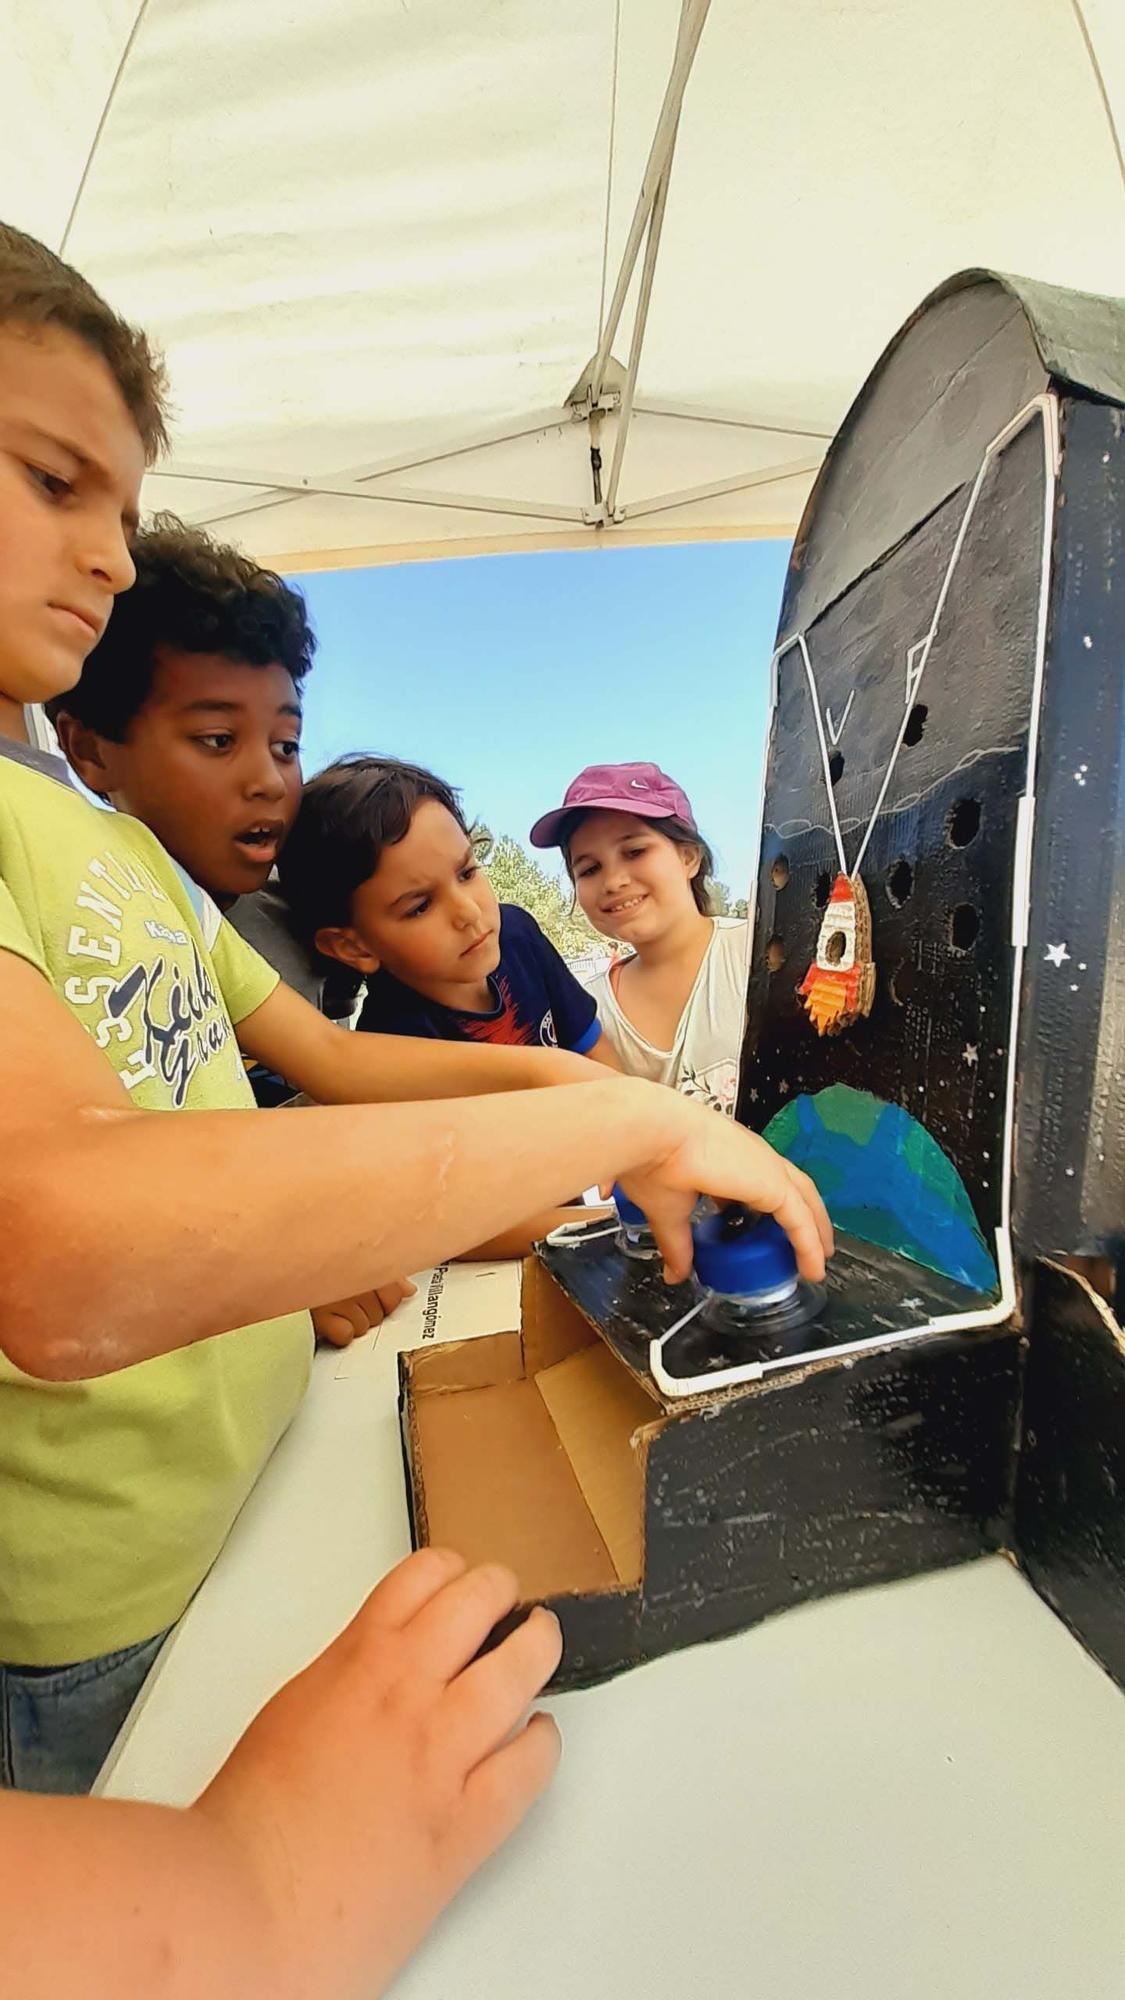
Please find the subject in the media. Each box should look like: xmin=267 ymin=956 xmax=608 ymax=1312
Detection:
xmin=0 ymin=749 xmax=312 ymax=1664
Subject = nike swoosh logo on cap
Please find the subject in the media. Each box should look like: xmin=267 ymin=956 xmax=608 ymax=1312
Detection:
xmin=629 ymin=778 xmax=648 ymax=789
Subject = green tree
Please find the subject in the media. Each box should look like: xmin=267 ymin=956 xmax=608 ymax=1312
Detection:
xmin=481 ymin=832 xmax=607 ymax=961
xmin=705 ymin=877 xmax=748 ymax=920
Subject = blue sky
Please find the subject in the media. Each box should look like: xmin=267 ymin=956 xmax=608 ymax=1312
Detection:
xmin=291 ymin=539 xmax=791 ymax=897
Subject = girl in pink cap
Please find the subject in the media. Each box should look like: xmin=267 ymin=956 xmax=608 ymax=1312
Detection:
xmin=530 ymin=763 xmax=749 ymax=1113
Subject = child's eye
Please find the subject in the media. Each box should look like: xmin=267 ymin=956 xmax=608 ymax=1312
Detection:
xmin=29 ymin=465 xmax=73 ymax=502
xmin=403 ymin=898 xmax=431 ymax=920
xmin=458 ymin=862 xmax=478 ymax=882
xmin=575 ymin=864 xmax=597 ymax=880
xmin=273 ymin=739 xmax=302 ymax=761
xmin=195 ymin=732 xmax=234 ymax=752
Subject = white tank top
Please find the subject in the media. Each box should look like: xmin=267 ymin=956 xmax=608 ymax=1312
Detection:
xmin=587 ymin=918 xmax=749 ymax=1113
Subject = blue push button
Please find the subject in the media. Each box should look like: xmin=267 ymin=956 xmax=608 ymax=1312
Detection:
xmin=692 ymin=1209 xmax=798 ymax=1301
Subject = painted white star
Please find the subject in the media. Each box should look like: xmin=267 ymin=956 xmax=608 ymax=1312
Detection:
xmin=963 ymin=1044 xmax=979 ymax=1067
xmin=748 ymin=1086 xmax=759 ymax=1102
xmin=778 ymin=1079 xmax=789 ymax=1095
xmin=1044 ymin=942 xmax=1070 ymax=967
xmin=902 ymin=1297 xmax=926 ymax=1312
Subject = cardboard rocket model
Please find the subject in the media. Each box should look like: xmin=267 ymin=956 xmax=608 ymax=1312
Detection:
xmin=797 ymin=873 xmax=875 ymax=1035
xmin=401 ymin=268 xmax=1125 ymax=1699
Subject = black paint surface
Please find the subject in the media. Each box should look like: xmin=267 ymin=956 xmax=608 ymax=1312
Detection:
xmin=525 ymin=1237 xmax=1020 ymax=1690
xmin=780 ymin=267 xmax=1125 ymax=646
xmin=1016 ymin=1261 xmax=1125 ymax=1692
xmin=1015 ymin=398 xmax=1125 ymax=1257
xmin=484 ymin=1311 xmax=1021 ymax=1694
xmin=637 ymin=1324 xmax=1019 ymax=1672
xmin=742 ymin=416 xmax=1047 ymax=1248
xmin=779 ymin=276 xmax=1046 ymax=644
xmin=540 ymin=1227 xmax=991 ymax=1395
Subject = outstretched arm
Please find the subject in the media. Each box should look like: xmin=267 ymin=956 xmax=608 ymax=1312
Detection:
xmin=454 ymin=1203 xmax=616 ymax=1262
xmin=237 ymin=977 xmax=602 ymax=1101
xmin=10 ymin=1551 xmax=562 ymax=2000
xmin=0 ymin=950 xmax=830 ymax=1380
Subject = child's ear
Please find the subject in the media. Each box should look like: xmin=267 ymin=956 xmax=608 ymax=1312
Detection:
xmin=682 ymin=843 xmax=704 ymax=882
xmin=52 ymin=712 xmax=113 ymax=800
xmin=315 ymin=925 xmax=381 ymax=976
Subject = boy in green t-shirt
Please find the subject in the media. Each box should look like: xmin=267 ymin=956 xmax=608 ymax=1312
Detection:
xmin=48 ymin=528 xmax=616 ymax=1262
xmin=46 ymin=514 xmax=415 ymax=1329
xmin=0 ymin=222 xmax=830 ymax=1991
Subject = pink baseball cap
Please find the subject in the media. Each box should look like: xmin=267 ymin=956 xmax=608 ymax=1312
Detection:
xmin=529 ymin=762 xmax=696 ymax=849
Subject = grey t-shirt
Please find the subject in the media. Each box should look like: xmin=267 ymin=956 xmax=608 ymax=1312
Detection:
xmin=227 ymin=879 xmax=328 ymax=1009
xmin=0 ymin=735 xmax=73 ymax=785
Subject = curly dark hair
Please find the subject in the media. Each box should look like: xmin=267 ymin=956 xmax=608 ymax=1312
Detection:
xmin=279 ymin=754 xmax=467 ymax=944
xmin=46 ymin=516 xmax=316 ymax=739
xmin=0 ymin=221 xmax=169 ymax=461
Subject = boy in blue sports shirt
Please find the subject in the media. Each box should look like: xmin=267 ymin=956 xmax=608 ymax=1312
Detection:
xmin=280 ymin=755 xmax=618 ymax=1062
xmin=279 ymin=755 xmax=621 ymax=1256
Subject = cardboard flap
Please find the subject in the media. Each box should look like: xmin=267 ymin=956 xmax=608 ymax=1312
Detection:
xmin=535 ymin=1345 xmax=654 ymax=1585
xmin=412 ymin=1376 xmax=618 ymax=1600
xmin=405 ymin=1329 xmax=524 ymax=1394
xmin=520 ymin=1255 xmax=599 ymax=1373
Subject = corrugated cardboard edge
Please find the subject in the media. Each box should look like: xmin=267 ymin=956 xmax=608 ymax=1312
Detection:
xmin=399 ymin=1273 xmax=667 ymax=1596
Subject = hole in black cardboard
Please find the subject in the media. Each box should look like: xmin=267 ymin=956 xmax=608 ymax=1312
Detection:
xmin=950 ymin=905 xmax=979 ymax=952
xmin=903 ymin=702 xmax=928 ymax=746
xmin=887 ymin=858 xmax=914 ymax=907
xmin=825 ymin=930 xmax=847 ymax=964
xmin=766 ymin=937 xmax=785 ymax=973
xmin=828 ymin=750 xmax=844 ymax=786
xmin=770 ymin=856 xmax=790 ymax=891
xmin=814 ymin=871 xmax=831 ymax=909
xmin=947 ymin=798 xmax=982 ymax=848
xmin=891 ymin=960 xmax=919 ymax=1005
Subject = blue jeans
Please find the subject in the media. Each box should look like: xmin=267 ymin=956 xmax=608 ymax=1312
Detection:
xmin=0 ymin=1627 xmax=170 ymax=1794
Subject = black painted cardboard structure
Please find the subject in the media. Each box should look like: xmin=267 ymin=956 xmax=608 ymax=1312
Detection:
xmin=400 ymin=270 xmax=1125 ymax=1692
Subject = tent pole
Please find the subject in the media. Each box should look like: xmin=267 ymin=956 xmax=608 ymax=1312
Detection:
xmin=620 ymin=455 xmax=824 ymax=520
xmin=634 ymin=400 xmax=834 ymax=441
xmin=604 ymin=157 xmax=675 ymax=520
xmin=169 ymin=408 xmax=581 ymax=531
xmin=58 ymin=0 xmax=153 ymax=254
xmin=163 ymin=462 xmax=589 ymax=526
xmin=589 ymin=0 xmax=712 ymax=405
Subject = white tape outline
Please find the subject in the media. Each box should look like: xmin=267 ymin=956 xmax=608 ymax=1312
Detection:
xmin=651 ymin=393 xmax=1058 ymax=1399
xmin=825 ymin=689 xmax=855 ymax=746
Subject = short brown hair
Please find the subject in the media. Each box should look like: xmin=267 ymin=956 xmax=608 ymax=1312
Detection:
xmin=280 ymin=756 xmax=467 ymax=942
xmin=0 ymin=221 xmax=169 ymax=460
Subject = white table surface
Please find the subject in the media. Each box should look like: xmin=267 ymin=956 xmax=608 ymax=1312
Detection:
xmin=101 ymin=1265 xmax=1125 ymax=1999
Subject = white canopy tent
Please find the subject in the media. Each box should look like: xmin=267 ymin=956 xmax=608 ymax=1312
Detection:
xmin=4 ymin=0 xmax=1125 ymax=571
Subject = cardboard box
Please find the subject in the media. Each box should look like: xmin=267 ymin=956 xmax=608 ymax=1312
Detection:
xmin=400 ymin=1253 xmax=1022 ymax=1690
xmin=400 ymin=269 xmax=1125 ymax=1691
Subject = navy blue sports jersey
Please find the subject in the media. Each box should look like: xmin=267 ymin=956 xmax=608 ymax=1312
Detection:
xmin=357 ymin=904 xmax=601 ymax=1053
